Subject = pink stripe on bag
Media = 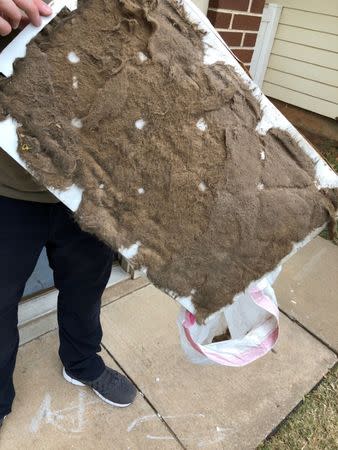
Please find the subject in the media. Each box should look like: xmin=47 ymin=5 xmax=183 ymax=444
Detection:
xmin=250 ymin=287 xmax=279 ymax=318
xmin=181 ymin=284 xmax=279 ymax=366
xmin=183 ymin=322 xmax=206 ymax=356
xmin=183 ymin=321 xmax=278 ymax=366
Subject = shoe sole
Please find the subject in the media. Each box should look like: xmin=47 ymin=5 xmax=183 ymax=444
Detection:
xmin=62 ymin=367 xmax=132 ymax=408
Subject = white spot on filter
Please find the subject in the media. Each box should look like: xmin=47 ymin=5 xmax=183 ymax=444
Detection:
xmin=0 ymin=116 xmax=20 ymax=153
xmin=196 ymin=118 xmax=207 ymax=131
xmin=119 ymin=241 xmax=141 ymax=259
xmin=138 ymin=187 xmax=145 ymax=194
xmin=138 ymin=52 xmax=148 ymax=63
xmin=291 ymin=300 xmax=297 ymax=304
xmin=72 ymin=76 xmax=79 ymax=89
xmin=68 ymin=51 xmax=80 ymax=64
xmin=190 ymin=289 xmax=196 ymax=295
xmin=99 ymin=184 xmax=104 ymax=189
xmin=260 ymin=150 xmax=266 ymax=160
xmin=257 ymin=182 xmax=264 ymax=191
xmin=165 ymin=289 xmax=178 ymax=299
xmin=155 ymin=377 xmax=160 ymax=382
xmin=71 ymin=118 xmax=83 ymax=129
xmin=198 ymin=182 xmax=207 ymax=192
xmin=135 ymin=119 xmax=146 ymax=130
xmin=139 ymin=266 xmax=148 ymax=276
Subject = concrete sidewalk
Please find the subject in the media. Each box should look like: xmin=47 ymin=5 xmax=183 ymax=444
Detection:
xmin=0 ymin=237 xmax=337 ymax=449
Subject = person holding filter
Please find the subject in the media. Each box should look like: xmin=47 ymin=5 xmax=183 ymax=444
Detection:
xmin=0 ymin=0 xmax=137 ymax=430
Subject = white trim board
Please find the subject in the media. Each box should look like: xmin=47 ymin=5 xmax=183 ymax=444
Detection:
xmin=191 ymin=0 xmax=209 ymax=15
xmin=250 ymin=3 xmax=282 ymax=88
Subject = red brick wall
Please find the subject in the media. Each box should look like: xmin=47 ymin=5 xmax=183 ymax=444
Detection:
xmin=207 ymin=0 xmax=265 ymax=68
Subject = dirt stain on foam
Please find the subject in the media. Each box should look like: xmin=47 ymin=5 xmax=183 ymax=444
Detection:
xmin=0 ymin=0 xmax=337 ymax=321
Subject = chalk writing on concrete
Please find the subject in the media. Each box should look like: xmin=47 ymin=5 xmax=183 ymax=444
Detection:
xmin=127 ymin=413 xmax=232 ymax=447
xmin=30 ymin=391 xmax=99 ymax=433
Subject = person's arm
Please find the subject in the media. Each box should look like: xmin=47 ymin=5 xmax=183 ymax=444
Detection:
xmin=0 ymin=0 xmax=51 ymax=36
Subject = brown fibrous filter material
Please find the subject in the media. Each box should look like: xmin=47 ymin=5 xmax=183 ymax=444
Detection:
xmin=0 ymin=0 xmax=337 ymax=322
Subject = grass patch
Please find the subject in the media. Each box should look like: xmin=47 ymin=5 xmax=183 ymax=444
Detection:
xmin=320 ymin=223 xmax=338 ymax=246
xmin=299 ymin=131 xmax=338 ymax=174
xmin=297 ymin=128 xmax=338 ymax=245
xmin=259 ymin=363 xmax=338 ymax=450
xmin=318 ymin=139 xmax=338 ymax=173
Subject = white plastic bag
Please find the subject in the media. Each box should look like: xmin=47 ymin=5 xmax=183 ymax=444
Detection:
xmin=177 ymin=267 xmax=281 ymax=366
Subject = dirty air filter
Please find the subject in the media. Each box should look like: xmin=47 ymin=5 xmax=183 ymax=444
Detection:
xmin=0 ymin=0 xmax=337 ymax=323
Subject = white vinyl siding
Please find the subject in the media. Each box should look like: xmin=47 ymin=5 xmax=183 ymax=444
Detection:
xmin=276 ymin=25 xmax=338 ymax=53
xmin=265 ymin=69 xmax=338 ymax=103
xmin=267 ymin=55 xmax=337 ymax=86
xmin=262 ymin=1 xmax=338 ymax=119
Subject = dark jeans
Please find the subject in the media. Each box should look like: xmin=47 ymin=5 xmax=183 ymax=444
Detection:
xmin=0 ymin=196 xmax=114 ymax=418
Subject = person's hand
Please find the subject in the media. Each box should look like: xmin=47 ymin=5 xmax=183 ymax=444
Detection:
xmin=0 ymin=0 xmax=52 ymax=36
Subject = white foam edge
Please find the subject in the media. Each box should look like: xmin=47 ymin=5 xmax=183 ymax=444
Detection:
xmin=0 ymin=0 xmax=78 ymax=77
xmin=182 ymin=0 xmax=338 ymax=190
xmin=119 ymin=241 xmax=141 ymax=259
xmin=0 ymin=116 xmax=83 ymax=211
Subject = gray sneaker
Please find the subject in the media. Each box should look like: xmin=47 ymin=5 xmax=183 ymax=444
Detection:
xmin=63 ymin=366 xmax=137 ymax=407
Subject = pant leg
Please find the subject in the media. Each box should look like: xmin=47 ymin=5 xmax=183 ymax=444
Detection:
xmin=46 ymin=203 xmax=114 ymax=381
xmin=0 ymin=196 xmax=48 ymax=417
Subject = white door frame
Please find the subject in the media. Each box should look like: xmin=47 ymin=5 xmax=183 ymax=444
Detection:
xmin=192 ymin=0 xmax=209 ymax=16
xmin=250 ymin=3 xmax=282 ymax=88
